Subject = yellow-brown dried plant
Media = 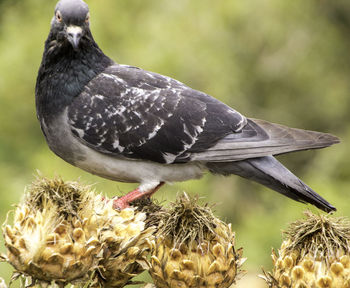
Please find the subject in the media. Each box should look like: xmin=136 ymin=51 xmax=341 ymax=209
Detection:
xmin=3 ymin=176 xmax=101 ymax=286
xmin=262 ymin=211 xmax=350 ymax=288
xmin=149 ymin=193 xmax=245 ymax=288
xmin=2 ymin=176 xmax=155 ymax=288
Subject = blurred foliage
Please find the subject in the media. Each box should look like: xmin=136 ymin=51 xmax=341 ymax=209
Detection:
xmin=0 ymin=0 xmax=349 ymax=287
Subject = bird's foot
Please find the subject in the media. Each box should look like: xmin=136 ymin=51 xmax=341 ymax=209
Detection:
xmin=113 ymin=196 xmax=132 ymax=210
xmin=112 ymin=182 xmax=164 ymax=210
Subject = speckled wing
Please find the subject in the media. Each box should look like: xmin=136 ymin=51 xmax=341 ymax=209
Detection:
xmin=67 ymin=64 xmax=247 ymax=164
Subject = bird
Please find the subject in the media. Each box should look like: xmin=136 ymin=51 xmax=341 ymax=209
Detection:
xmin=36 ymin=0 xmax=339 ymax=212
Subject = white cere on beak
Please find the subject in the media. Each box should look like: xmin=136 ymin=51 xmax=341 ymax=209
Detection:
xmin=67 ymin=25 xmax=83 ymax=49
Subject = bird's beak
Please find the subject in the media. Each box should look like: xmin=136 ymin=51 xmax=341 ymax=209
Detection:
xmin=66 ymin=25 xmax=83 ymax=50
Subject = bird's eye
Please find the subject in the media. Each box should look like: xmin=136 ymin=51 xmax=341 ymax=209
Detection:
xmin=56 ymin=11 xmax=62 ymax=22
xmin=85 ymin=13 xmax=90 ymax=23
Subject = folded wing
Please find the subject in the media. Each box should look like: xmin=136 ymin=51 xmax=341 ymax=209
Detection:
xmin=67 ymin=64 xmax=247 ymax=164
xmin=68 ymin=64 xmax=339 ymax=165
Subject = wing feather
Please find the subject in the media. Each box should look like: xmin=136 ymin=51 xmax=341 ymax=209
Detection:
xmin=190 ymin=118 xmax=339 ymax=162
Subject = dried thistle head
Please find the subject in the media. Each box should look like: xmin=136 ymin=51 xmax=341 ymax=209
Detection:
xmin=156 ymin=193 xmax=217 ymax=248
xmin=149 ymin=193 xmax=245 ymax=288
xmin=262 ymin=211 xmax=350 ymax=288
xmin=92 ymin=198 xmax=155 ymax=288
xmin=25 ymin=175 xmax=95 ymax=218
xmin=284 ymin=211 xmax=350 ymax=263
xmin=3 ymin=176 xmax=101 ymax=286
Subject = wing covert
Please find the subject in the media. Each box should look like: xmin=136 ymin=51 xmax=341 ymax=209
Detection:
xmin=68 ymin=64 xmax=247 ymax=163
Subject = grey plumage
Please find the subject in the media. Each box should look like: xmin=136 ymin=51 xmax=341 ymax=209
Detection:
xmin=36 ymin=0 xmax=339 ymax=212
xmin=191 ymin=118 xmax=338 ymax=162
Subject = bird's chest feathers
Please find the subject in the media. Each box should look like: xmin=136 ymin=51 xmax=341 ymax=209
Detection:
xmin=36 ymin=46 xmax=110 ymax=119
xmin=41 ymin=60 xmax=91 ymax=110
xmin=56 ymin=59 xmax=94 ymax=99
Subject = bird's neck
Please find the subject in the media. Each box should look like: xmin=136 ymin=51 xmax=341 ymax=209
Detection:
xmin=35 ymin=32 xmax=113 ymax=120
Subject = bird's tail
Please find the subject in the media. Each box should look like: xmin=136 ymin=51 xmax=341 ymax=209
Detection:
xmin=207 ymin=156 xmax=336 ymax=212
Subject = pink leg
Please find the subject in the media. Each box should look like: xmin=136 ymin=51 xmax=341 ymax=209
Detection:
xmin=113 ymin=182 xmax=164 ymax=210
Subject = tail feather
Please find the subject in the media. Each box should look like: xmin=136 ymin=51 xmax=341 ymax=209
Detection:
xmin=207 ymin=156 xmax=336 ymax=212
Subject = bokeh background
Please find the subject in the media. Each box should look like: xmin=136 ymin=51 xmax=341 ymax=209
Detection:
xmin=0 ymin=0 xmax=350 ymax=286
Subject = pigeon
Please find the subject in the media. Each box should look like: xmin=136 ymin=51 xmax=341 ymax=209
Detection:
xmin=36 ymin=0 xmax=339 ymax=212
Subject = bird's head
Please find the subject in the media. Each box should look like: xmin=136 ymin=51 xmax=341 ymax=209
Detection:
xmin=51 ymin=0 xmax=91 ymax=50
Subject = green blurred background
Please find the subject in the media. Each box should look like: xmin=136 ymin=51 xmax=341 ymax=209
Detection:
xmin=0 ymin=0 xmax=349 ymax=286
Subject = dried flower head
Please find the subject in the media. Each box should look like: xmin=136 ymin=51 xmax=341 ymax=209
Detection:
xmin=262 ymin=211 xmax=350 ymax=288
xmin=149 ymin=193 xmax=245 ymax=288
